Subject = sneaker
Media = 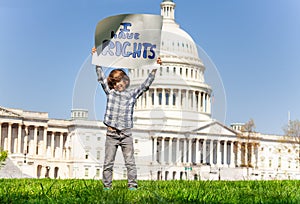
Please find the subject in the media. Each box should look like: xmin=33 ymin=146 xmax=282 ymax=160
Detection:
xmin=128 ymin=187 xmax=137 ymax=191
xmin=103 ymin=187 xmax=111 ymax=191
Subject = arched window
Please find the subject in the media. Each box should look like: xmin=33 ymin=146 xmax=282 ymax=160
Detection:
xmin=54 ymin=167 xmax=59 ymax=179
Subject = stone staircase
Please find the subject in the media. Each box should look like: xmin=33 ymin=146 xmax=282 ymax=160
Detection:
xmin=0 ymin=158 xmax=31 ymax=178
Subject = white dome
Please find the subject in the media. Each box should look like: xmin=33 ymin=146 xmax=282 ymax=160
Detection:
xmin=159 ymin=1 xmax=202 ymax=66
xmin=161 ymin=22 xmax=199 ymax=59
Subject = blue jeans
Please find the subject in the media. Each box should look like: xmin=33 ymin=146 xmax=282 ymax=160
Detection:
xmin=102 ymin=128 xmax=137 ymax=188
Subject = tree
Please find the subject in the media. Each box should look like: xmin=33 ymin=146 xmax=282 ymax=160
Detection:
xmin=242 ymin=118 xmax=256 ymax=132
xmin=283 ymin=119 xmax=300 ymax=163
xmin=283 ymin=119 xmax=300 ymax=142
xmin=0 ymin=148 xmax=8 ymax=168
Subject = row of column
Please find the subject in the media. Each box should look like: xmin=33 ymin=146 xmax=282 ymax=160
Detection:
xmin=152 ymin=137 xmax=258 ymax=168
xmin=130 ymin=66 xmax=204 ymax=82
xmin=136 ymin=88 xmax=211 ymax=113
xmin=0 ymin=122 xmax=70 ymax=159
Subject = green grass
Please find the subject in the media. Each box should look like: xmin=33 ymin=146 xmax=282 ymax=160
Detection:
xmin=0 ymin=179 xmax=299 ymax=203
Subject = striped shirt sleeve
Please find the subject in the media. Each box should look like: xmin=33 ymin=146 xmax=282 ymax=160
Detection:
xmin=133 ymin=72 xmax=155 ymax=99
xmin=96 ymin=65 xmax=110 ymax=95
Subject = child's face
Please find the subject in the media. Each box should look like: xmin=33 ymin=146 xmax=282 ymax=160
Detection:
xmin=114 ymin=80 xmax=127 ymax=92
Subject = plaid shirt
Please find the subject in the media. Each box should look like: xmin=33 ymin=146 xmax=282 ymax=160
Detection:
xmin=96 ymin=66 xmax=155 ymax=130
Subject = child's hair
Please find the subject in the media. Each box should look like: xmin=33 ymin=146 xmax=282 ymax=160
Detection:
xmin=107 ymin=69 xmax=130 ymax=90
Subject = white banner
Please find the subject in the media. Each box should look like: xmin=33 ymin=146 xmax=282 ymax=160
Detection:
xmin=92 ymin=14 xmax=162 ymax=69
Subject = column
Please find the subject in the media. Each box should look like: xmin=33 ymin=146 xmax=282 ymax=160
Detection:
xmin=209 ymin=140 xmax=214 ymax=165
xmin=192 ymin=91 xmax=196 ymax=111
xmin=60 ymin=132 xmax=64 ymax=158
xmin=51 ymin=132 xmax=55 ymax=158
xmin=177 ymin=89 xmax=181 ymax=108
xmin=236 ymin=142 xmax=241 ymax=167
xmin=7 ymin=123 xmax=12 ymax=153
xmin=216 ymin=140 xmax=221 ymax=166
xmin=245 ymin=143 xmax=248 ymax=167
xmin=153 ymin=137 xmax=157 ymax=163
xmin=24 ymin=126 xmax=28 ymax=154
xmin=202 ymin=139 xmax=207 ymax=164
xmin=154 ymin=88 xmax=157 ymax=106
xmin=33 ymin=126 xmax=38 ymax=155
xmin=230 ymin=141 xmax=235 ymax=167
xmin=250 ymin=143 xmax=255 ymax=167
xmin=162 ymin=89 xmax=166 ymax=107
xmin=197 ymin=92 xmax=201 ymax=112
xmin=201 ymin=92 xmax=205 ymax=112
xmin=17 ymin=123 xmax=22 ymax=154
xmin=207 ymin=95 xmax=211 ymax=114
xmin=223 ymin=141 xmax=228 ymax=166
xmin=168 ymin=138 xmax=172 ymax=164
xmin=183 ymin=139 xmax=187 ymax=163
xmin=185 ymin=90 xmax=189 ymax=110
xmin=188 ymin=138 xmax=192 ymax=164
xmin=205 ymin=94 xmax=208 ymax=113
xmin=161 ymin=137 xmax=165 ymax=164
xmin=43 ymin=127 xmax=47 ymax=155
xmin=195 ymin=139 xmax=199 ymax=164
xmin=176 ymin=138 xmax=180 ymax=164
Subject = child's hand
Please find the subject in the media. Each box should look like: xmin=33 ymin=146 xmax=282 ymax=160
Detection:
xmin=156 ymin=57 xmax=162 ymax=65
xmin=151 ymin=69 xmax=157 ymax=75
xmin=91 ymin=47 xmax=97 ymax=54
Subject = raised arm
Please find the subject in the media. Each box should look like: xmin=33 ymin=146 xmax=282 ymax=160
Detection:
xmin=95 ymin=66 xmax=110 ymax=94
xmin=134 ymin=57 xmax=162 ymax=98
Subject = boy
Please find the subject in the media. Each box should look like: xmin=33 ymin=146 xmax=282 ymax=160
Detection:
xmin=92 ymin=47 xmax=162 ymax=190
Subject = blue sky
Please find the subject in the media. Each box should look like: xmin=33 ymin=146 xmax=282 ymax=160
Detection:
xmin=0 ymin=0 xmax=299 ymax=135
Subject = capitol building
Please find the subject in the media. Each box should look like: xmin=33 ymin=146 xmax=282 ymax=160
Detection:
xmin=1 ymin=0 xmax=300 ymax=180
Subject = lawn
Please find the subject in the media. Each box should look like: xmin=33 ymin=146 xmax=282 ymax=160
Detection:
xmin=0 ymin=179 xmax=299 ymax=203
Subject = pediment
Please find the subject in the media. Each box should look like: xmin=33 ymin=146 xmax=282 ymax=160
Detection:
xmin=0 ymin=107 xmax=21 ymax=117
xmin=193 ymin=121 xmax=237 ymax=136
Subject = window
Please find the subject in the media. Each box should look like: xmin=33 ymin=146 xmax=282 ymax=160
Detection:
xmin=151 ymin=92 xmax=155 ymax=105
xmin=85 ymin=168 xmax=89 ymax=177
xmin=159 ymin=92 xmax=162 ymax=105
xmin=97 ymin=137 xmax=101 ymax=141
xmin=96 ymin=169 xmax=100 ymax=177
xmin=166 ymin=92 xmax=170 ymax=105
xmin=135 ymin=139 xmax=138 ymax=144
xmin=172 ymin=93 xmax=176 ymax=106
xmin=86 ymin=136 xmax=90 ymax=141
xmin=97 ymin=151 xmax=100 ymax=160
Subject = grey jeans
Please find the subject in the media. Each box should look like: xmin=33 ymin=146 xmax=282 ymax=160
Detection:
xmin=102 ymin=128 xmax=137 ymax=188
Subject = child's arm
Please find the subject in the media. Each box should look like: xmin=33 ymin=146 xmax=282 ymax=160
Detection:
xmin=96 ymin=66 xmax=110 ymax=95
xmin=134 ymin=57 xmax=162 ymax=98
xmin=92 ymin=47 xmax=110 ymax=94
